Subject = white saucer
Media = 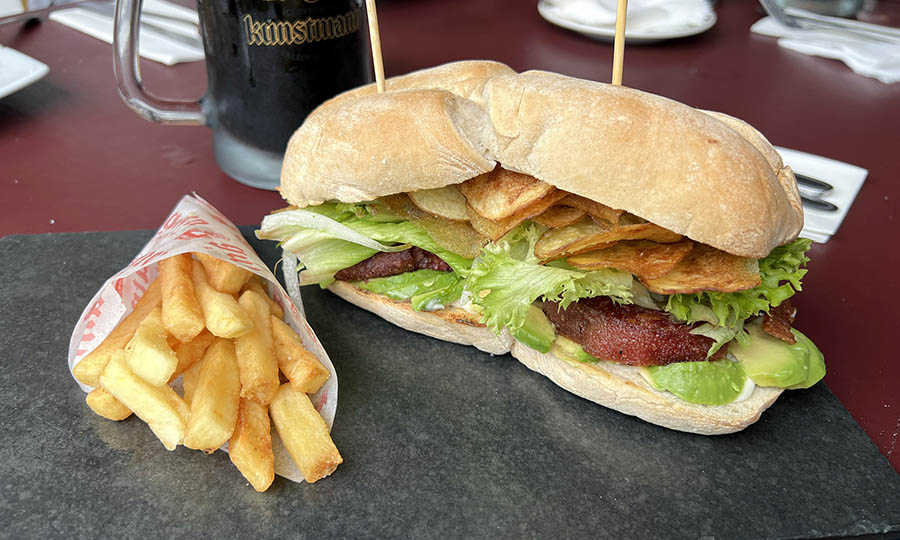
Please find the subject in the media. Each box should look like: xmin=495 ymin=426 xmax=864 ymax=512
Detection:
xmin=0 ymin=46 xmax=49 ymax=99
xmin=538 ymin=1 xmax=717 ymax=44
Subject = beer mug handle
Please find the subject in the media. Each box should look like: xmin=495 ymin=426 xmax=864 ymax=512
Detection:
xmin=112 ymin=0 xmax=205 ymax=125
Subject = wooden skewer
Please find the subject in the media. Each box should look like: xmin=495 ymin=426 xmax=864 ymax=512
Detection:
xmin=365 ymin=0 xmax=386 ymax=93
xmin=611 ymin=0 xmax=628 ymax=86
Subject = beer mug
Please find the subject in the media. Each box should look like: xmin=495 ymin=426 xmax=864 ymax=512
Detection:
xmin=113 ymin=0 xmax=373 ymax=189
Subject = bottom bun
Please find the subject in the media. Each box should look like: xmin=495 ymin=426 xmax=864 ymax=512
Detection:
xmin=328 ymin=281 xmax=783 ymax=434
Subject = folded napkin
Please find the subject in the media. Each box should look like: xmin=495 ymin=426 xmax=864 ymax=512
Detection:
xmin=49 ymin=0 xmax=203 ymax=66
xmin=752 ymin=16 xmax=900 ymax=84
xmin=775 ymin=146 xmax=867 ymax=244
xmin=542 ymin=0 xmax=713 ymax=33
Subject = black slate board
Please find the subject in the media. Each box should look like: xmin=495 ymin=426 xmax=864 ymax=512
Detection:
xmin=2 ymin=229 xmax=899 ymax=540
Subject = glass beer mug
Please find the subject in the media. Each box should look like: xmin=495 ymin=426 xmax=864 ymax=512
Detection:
xmin=113 ymin=0 xmax=373 ymax=189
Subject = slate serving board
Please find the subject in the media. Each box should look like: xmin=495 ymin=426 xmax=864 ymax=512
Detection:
xmin=2 ymin=229 xmax=899 ymax=540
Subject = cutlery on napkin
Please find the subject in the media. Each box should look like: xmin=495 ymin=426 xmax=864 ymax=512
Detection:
xmin=751 ymin=13 xmax=900 ymax=84
xmin=775 ymin=146 xmax=867 ymax=244
xmin=48 ymin=0 xmax=203 ymax=65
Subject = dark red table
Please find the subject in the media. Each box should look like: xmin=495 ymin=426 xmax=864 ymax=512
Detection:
xmin=2 ymin=0 xmax=898 ymax=474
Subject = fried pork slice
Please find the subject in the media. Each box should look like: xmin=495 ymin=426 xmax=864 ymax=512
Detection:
xmin=543 ymin=297 xmax=726 ymax=366
xmin=334 ymin=248 xmax=451 ymax=282
xmin=762 ymin=300 xmax=797 ymax=344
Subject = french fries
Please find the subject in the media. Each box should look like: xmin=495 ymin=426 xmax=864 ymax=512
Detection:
xmin=270 ymin=383 xmax=342 ymax=483
xmin=229 ymin=398 xmax=275 ymax=492
xmin=73 ymin=279 xmax=162 ymax=387
xmin=184 ymin=339 xmax=241 ymax=452
xmin=242 ymin=277 xmax=284 ymax=318
xmin=85 ymin=388 xmax=132 ymax=421
xmin=79 ymin=252 xmax=338 ymax=491
xmin=99 ymin=350 xmax=188 ymax=450
xmin=181 ymin=356 xmax=203 ymax=406
xmin=159 ymin=254 xmax=205 ymax=342
xmin=234 ymin=290 xmax=279 ymax=405
xmin=169 ymin=329 xmax=215 ymax=383
xmin=192 ymin=260 xmax=253 ymax=338
xmin=271 ymin=316 xmax=329 ymax=394
xmin=195 ymin=252 xmax=252 ymax=294
xmin=124 ymin=306 xmax=178 ymax=386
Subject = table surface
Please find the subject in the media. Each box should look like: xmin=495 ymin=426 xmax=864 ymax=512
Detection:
xmin=2 ymin=0 xmax=898 ymax=481
xmin=3 ymin=229 xmax=899 ymax=539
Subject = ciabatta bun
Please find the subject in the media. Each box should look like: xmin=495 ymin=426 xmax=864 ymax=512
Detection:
xmin=280 ymin=60 xmax=802 ymax=258
xmin=328 ymin=281 xmax=783 ymax=435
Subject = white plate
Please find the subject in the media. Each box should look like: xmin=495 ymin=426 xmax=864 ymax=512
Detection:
xmin=0 ymin=46 xmax=49 ymax=99
xmin=538 ymin=1 xmax=717 ymax=44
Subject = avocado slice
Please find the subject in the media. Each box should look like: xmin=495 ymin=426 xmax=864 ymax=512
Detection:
xmin=551 ymin=336 xmax=600 ymax=363
xmin=644 ymin=360 xmax=748 ymax=405
xmin=787 ymin=329 xmax=826 ymax=389
xmin=731 ymin=323 xmax=809 ymax=388
xmin=510 ymin=305 xmax=556 ymax=354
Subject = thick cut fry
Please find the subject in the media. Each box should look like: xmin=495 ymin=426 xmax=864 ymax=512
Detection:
xmin=124 ymin=306 xmax=178 ymax=386
xmin=242 ymin=277 xmax=284 ymax=319
xmin=192 ymin=260 xmax=253 ymax=338
xmin=99 ymin=350 xmax=188 ymax=450
xmin=270 ymin=384 xmax=342 ymax=483
xmin=235 ymin=291 xmax=279 ymax=405
xmin=159 ymin=254 xmax=205 ymax=342
xmin=467 ymin=190 xmax=568 ymax=241
xmin=168 ymin=329 xmax=215 ymax=383
xmin=85 ymin=387 xmax=132 ymax=421
xmin=567 ymin=240 xmax=695 ymax=280
xmin=408 ymin=184 xmax=469 ymax=221
xmin=642 ymin=243 xmax=762 ymax=294
xmin=195 ymin=252 xmax=252 ymax=294
xmin=181 ymin=359 xmax=203 ymax=406
xmin=533 ymin=217 xmax=683 ymax=261
xmin=459 ymin=168 xmax=556 ymax=220
xmin=270 ymin=316 xmax=330 ymax=394
xmin=73 ymin=279 xmax=162 ymax=387
xmin=229 ymin=398 xmax=275 ymax=492
xmin=184 ymin=339 xmax=241 ymax=452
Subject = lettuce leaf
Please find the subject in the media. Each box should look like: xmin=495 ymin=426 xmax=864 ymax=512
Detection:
xmin=665 ymin=238 xmax=812 ymax=352
xmin=257 ymin=203 xmax=472 ymax=285
xmin=467 ymin=223 xmax=633 ymax=334
xmin=356 ymin=270 xmax=465 ymax=311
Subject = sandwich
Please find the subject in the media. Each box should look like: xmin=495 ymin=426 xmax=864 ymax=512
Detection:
xmin=258 ymin=60 xmax=825 ymax=435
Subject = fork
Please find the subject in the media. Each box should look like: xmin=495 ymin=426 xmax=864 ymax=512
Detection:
xmin=800 ymin=194 xmax=838 ymax=212
xmin=759 ymin=0 xmax=900 ymax=45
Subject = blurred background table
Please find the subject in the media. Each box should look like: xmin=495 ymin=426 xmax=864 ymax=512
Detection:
xmin=2 ymin=0 xmax=898 ymax=474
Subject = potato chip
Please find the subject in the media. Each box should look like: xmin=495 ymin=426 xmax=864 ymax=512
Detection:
xmin=558 ymin=195 xmax=623 ymax=225
xmin=534 ymin=217 xmax=682 ymax=260
xmin=533 ymin=206 xmax=586 ymax=228
xmin=567 ymin=240 xmax=694 ymax=280
xmin=379 ymin=194 xmax=487 ymax=258
xmin=459 ymin=168 xmax=555 ymax=220
xmin=642 ymin=243 xmax=761 ymax=294
xmin=408 ymin=185 xmax=469 ymax=221
xmin=467 ymin=190 xmax=568 ymax=241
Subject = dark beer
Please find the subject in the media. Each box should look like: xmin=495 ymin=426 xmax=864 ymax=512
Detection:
xmin=197 ymin=0 xmax=373 ymax=154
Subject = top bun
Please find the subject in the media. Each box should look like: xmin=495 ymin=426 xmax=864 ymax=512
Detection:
xmin=279 ymin=61 xmax=803 ymax=259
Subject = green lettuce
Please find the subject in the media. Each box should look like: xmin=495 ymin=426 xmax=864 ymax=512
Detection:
xmin=257 ymin=203 xmax=472 ymax=285
xmin=467 ymin=223 xmax=633 ymax=334
xmin=666 ymin=238 xmax=812 ymax=353
xmin=356 ymin=270 xmax=465 ymax=311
